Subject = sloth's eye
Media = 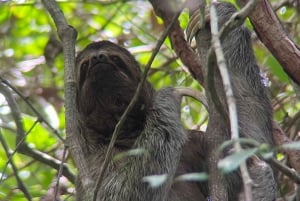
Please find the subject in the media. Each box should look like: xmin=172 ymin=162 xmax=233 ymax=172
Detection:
xmin=80 ymin=61 xmax=89 ymax=75
xmin=111 ymin=55 xmax=121 ymax=62
xmin=81 ymin=61 xmax=89 ymax=68
xmin=78 ymin=61 xmax=89 ymax=88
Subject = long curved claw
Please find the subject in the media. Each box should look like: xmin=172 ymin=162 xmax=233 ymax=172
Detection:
xmin=186 ymin=10 xmax=202 ymax=45
xmin=174 ymin=87 xmax=208 ymax=110
xmin=186 ymin=6 xmax=211 ymax=45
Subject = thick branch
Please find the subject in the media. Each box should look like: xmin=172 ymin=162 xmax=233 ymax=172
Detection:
xmin=237 ymin=0 xmax=300 ymax=85
xmin=0 ymin=82 xmax=75 ymax=183
xmin=0 ymin=77 xmax=63 ymax=141
xmin=0 ymin=130 xmax=31 ymax=201
xmin=41 ymin=0 xmax=94 ymax=197
xmin=149 ymin=0 xmax=204 ymax=84
xmin=269 ymin=158 xmax=300 ymax=184
xmin=210 ymin=3 xmax=253 ymax=200
xmin=92 ymin=9 xmax=183 ymax=201
xmin=273 ymin=122 xmax=300 ymax=173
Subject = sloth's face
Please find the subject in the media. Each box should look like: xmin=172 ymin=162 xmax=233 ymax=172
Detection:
xmin=75 ymin=41 xmax=153 ymax=142
xmin=75 ymin=40 xmax=152 ymax=119
xmin=76 ymin=41 xmax=142 ymax=92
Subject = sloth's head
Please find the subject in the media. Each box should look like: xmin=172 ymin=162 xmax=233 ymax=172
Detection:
xmin=76 ymin=40 xmax=142 ymax=93
xmin=75 ymin=41 xmax=154 ymax=144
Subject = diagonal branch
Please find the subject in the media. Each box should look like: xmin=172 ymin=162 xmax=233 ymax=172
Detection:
xmin=0 ymin=77 xmax=63 ymax=142
xmin=149 ymin=0 xmax=204 ymax=84
xmin=236 ymin=0 xmax=300 ymax=85
xmin=41 ymin=0 xmax=92 ymax=194
xmin=0 ymin=130 xmax=32 ymax=201
xmin=92 ymin=5 xmax=185 ymax=201
xmin=0 ymin=82 xmax=75 ymax=183
xmin=209 ymin=3 xmax=253 ymax=200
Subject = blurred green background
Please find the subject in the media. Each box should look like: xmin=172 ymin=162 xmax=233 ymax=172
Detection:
xmin=0 ymin=0 xmax=299 ymax=200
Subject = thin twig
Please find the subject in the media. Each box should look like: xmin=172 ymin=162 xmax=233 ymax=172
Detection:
xmin=209 ymin=1 xmax=260 ymax=200
xmin=209 ymin=4 xmax=238 ymax=140
xmin=269 ymin=158 xmax=300 ymax=184
xmin=41 ymin=0 xmax=92 ymax=197
xmin=218 ymin=0 xmax=260 ymax=41
xmin=0 ymin=82 xmax=76 ymax=184
xmin=54 ymin=145 xmax=68 ymax=200
xmin=0 ymin=119 xmax=38 ymax=183
xmin=0 ymin=77 xmax=64 ymax=142
xmin=206 ymin=0 xmax=261 ymax=138
xmin=236 ymin=0 xmax=300 ymax=85
xmin=0 ymin=130 xmax=32 ymax=201
xmin=92 ymin=5 xmax=185 ymax=201
xmin=149 ymin=0 xmax=204 ymax=84
xmin=206 ymin=0 xmax=260 ymax=122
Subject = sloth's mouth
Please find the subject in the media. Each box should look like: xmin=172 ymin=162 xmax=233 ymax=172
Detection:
xmin=88 ymin=62 xmax=114 ymax=74
xmin=83 ymin=64 xmax=131 ymax=90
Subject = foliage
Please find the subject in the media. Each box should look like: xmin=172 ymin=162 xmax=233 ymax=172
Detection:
xmin=0 ymin=0 xmax=299 ymax=200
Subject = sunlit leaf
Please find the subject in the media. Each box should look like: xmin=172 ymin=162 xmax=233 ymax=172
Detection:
xmin=142 ymin=174 xmax=168 ymax=188
xmin=23 ymin=114 xmax=56 ymax=149
xmin=281 ymin=141 xmax=300 ymax=150
xmin=0 ymin=0 xmax=298 ymax=199
xmin=266 ymin=56 xmax=289 ymax=82
xmin=113 ymin=148 xmax=145 ymax=161
xmin=175 ymin=172 xmax=208 ymax=182
xmin=218 ymin=148 xmax=258 ymax=173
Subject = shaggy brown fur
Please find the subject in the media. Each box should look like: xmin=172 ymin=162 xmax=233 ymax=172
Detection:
xmin=75 ymin=40 xmax=206 ymax=201
xmin=195 ymin=2 xmax=276 ymax=200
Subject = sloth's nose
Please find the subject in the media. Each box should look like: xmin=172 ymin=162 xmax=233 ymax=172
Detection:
xmin=98 ymin=53 xmax=108 ymax=62
xmin=91 ymin=53 xmax=108 ymax=65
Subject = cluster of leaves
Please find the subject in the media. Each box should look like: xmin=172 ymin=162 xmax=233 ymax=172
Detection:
xmin=0 ymin=0 xmax=299 ymax=200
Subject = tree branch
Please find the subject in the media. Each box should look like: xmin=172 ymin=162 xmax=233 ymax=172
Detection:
xmin=236 ymin=0 xmax=300 ymax=85
xmin=0 ymin=82 xmax=75 ymax=183
xmin=0 ymin=130 xmax=32 ymax=201
xmin=92 ymin=6 xmax=184 ymax=201
xmin=0 ymin=77 xmax=63 ymax=141
xmin=210 ymin=2 xmax=253 ymax=200
xmin=41 ymin=0 xmax=90 ymax=195
xmin=269 ymin=158 xmax=300 ymax=184
xmin=273 ymin=122 xmax=300 ymax=173
xmin=149 ymin=0 xmax=204 ymax=84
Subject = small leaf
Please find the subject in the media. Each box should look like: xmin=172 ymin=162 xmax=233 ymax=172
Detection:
xmin=258 ymin=143 xmax=270 ymax=152
xmin=218 ymin=138 xmax=260 ymax=153
xmin=113 ymin=148 xmax=145 ymax=161
xmin=175 ymin=172 xmax=209 ymax=182
xmin=260 ymin=151 xmax=274 ymax=160
xmin=257 ymin=143 xmax=273 ymax=160
xmin=218 ymin=148 xmax=258 ymax=173
xmin=281 ymin=141 xmax=300 ymax=150
xmin=142 ymin=174 xmax=168 ymax=188
xmin=218 ymin=140 xmax=234 ymax=152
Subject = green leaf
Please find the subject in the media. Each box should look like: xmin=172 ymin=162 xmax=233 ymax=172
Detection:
xmin=23 ymin=114 xmax=56 ymax=149
xmin=257 ymin=143 xmax=273 ymax=160
xmin=113 ymin=148 xmax=145 ymax=161
xmin=266 ymin=56 xmax=289 ymax=82
xmin=218 ymin=138 xmax=261 ymax=153
xmin=142 ymin=174 xmax=168 ymax=188
xmin=281 ymin=141 xmax=300 ymax=150
xmin=175 ymin=172 xmax=208 ymax=182
xmin=218 ymin=148 xmax=258 ymax=173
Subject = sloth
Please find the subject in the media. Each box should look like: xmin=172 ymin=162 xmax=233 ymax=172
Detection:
xmin=74 ymin=2 xmax=276 ymax=201
xmin=75 ymin=40 xmax=207 ymax=201
xmin=193 ymin=1 xmax=277 ymax=200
